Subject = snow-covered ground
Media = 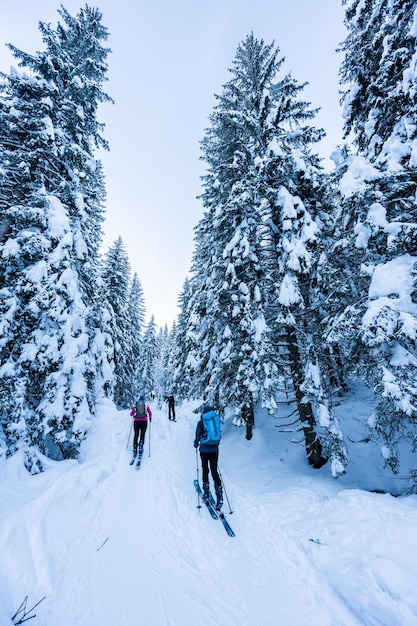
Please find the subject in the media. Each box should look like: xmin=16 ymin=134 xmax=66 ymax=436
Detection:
xmin=1 ymin=388 xmax=417 ymax=626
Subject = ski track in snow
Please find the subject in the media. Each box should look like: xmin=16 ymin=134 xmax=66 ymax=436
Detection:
xmin=1 ymin=399 xmax=417 ymax=625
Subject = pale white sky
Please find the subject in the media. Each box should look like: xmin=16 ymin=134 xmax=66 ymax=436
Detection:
xmin=1 ymin=1 xmax=347 ymax=328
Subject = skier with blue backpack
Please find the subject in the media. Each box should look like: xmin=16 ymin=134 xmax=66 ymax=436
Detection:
xmin=194 ymin=405 xmax=223 ymax=509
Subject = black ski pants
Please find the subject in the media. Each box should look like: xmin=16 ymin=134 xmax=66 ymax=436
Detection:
xmin=133 ymin=420 xmax=148 ymax=450
xmin=200 ymin=450 xmax=221 ymax=488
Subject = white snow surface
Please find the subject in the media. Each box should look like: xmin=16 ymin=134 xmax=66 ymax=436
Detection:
xmin=1 ymin=392 xmax=417 ymax=626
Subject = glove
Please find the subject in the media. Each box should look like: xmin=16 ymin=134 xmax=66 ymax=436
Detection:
xmin=194 ymin=441 xmax=198 ymax=448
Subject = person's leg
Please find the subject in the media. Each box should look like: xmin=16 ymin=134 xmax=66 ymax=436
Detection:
xmin=200 ymin=452 xmax=209 ymax=484
xmin=208 ymin=451 xmax=221 ymax=487
xmin=133 ymin=422 xmax=140 ymax=452
xmin=139 ymin=422 xmax=148 ymax=450
xmin=209 ymin=451 xmax=223 ymax=508
xmin=200 ymin=452 xmax=210 ymax=499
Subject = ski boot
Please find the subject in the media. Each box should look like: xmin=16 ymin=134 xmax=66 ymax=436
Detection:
xmin=202 ymin=482 xmax=210 ymax=503
xmin=129 ymin=447 xmax=138 ymax=465
xmin=215 ymin=484 xmax=223 ymax=510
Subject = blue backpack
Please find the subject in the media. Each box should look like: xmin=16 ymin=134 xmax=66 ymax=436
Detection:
xmin=201 ymin=409 xmax=221 ymax=445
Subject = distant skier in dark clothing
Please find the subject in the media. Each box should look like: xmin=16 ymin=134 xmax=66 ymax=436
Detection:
xmin=167 ymin=395 xmax=176 ymax=420
xmin=130 ymin=395 xmax=152 ymax=456
xmin=194 ymin=405 xmax=222 ymax=509
xmin=242 ymin=403 xmax=255 ymax=440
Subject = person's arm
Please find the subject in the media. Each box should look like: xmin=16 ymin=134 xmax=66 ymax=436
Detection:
xmin=147 ymin=405 xmax=152 ymax=421
xmin=194 ymin=420 xmax=202 ymax=447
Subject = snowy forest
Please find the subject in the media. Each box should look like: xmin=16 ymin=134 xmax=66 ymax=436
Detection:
xmin=1 ymin=0 xmax=417 ymax=490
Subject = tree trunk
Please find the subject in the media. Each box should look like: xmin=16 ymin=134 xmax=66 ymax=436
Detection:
xmin=285 ymin=325 xmax=327 ymax=469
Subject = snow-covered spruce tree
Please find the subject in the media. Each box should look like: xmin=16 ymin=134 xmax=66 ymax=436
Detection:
xmin=139 ymin=316 xmax=159 ymax=399
xmin=0 ymin=6 xmax=113 ymax=470
xmin=187 ymin=34 xmax=346 ymax=471
xmin=254 ymin=70 xmax=347 ymax=472
xmin=172 ymin=278 xmax=198 ymax=401
xmin=153 ymin=325 xmax=174 ymax=407
xmin=309 ymin=155 xmax=353 ymax=396
xmin=188 ymin=35 xmax=281 ymax=421
xmin=102 ymin=237 xmax=134 ymax=408
xmin=165 ymin=321 xmax=178 ymax=398
xmin=184 ymin=221 xmax=219 ymax=403
xmin=128 ymin=272 xmax=146 ymax=402
xmin=326 ymin=0 xmax=417 ymax=475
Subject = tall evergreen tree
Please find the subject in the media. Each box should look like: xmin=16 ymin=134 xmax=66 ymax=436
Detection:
xmin=325 ymin=0 xmax=417 ymax=473
xmin=185 ymin=34 xmax=344 ymax=471
xmin=253 ymin=64 xmax=344 ymax=471
xmin=153 ymin=325 xmax=173 ymax=405
xmin=102 ymin=237 xmax=132 ymax=407
xmin=172 ymin=278 xmax=197 ymax=401
xmin=128 ymin=273 xmax=146 ymax=401
xmin=139 ymin=316 xmax=159 ymax=399
xmin=189 ymin=35 xmax=281 ymax=417
xmin=0 ymin=6 xmax=113 ymax=469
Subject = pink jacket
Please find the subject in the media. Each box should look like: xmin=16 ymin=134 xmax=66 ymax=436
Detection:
xmin=130 ymin=405 xmax=152 ymax=422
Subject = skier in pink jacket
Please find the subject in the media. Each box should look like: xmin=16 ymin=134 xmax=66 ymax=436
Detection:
xmin=130 ymin=395 xmax=152 ymax=456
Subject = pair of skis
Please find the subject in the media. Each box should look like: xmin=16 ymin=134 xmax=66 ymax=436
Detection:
xmin=194 ymin=479 xmax=235 ymax=537
xmin=129 ymin=447 xmax=143 ymax=469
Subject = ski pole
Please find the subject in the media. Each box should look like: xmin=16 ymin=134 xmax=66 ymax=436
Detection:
xmin=219 ymin=469 xmax=233 ymax=514
xmin=126 ymin=421 xmax=133 ymax=449
xmin=148 ymin=420 xmax=151 ymax=457
xmin=196 ymin=448 xmax=201 ymax=509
